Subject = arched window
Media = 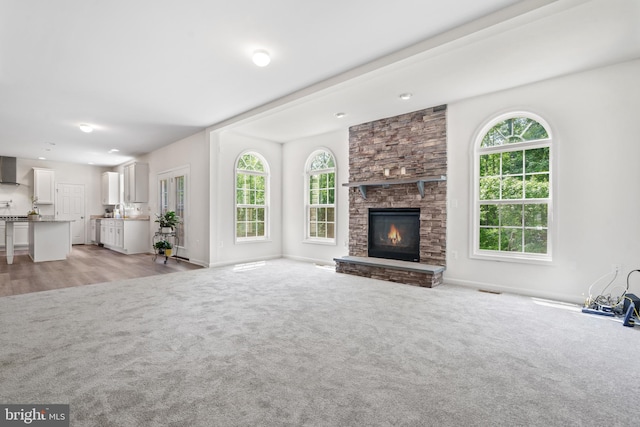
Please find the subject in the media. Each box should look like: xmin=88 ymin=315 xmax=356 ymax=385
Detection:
xmin=305 ymin=149 xmax=336 ymax=243
xmin=235 ymin=152 xmax=269 ymax=241
xmin=473 ymin=113 xmax=552 ymax=261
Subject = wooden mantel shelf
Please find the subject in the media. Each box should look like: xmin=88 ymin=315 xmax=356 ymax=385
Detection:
xmin=342 ymin=175 xmax=446 ymax=199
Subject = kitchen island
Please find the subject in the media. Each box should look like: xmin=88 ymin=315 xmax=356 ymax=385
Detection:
xmin=3 ymin=217 xmax=72 ymax=264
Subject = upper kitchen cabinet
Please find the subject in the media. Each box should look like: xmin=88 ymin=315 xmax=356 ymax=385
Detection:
xmin=123 ymin=162 xmax=148 ymax=203
xmin=101 ymin=171 xmax=120 ymax=205
xmin=33 ymin=168 xmax=55 ymax=204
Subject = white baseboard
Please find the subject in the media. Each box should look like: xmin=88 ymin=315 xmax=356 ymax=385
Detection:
xmin=282 ymin=254 xmax=336 ymax=266
xmin=444 ymin=277 xmax=584 ymax=305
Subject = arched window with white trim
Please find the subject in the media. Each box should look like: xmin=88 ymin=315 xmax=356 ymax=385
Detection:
xmin=305 ymin=149 xmax=336 ymax=243
xmin=473 ymin=113 xmax=553 ymax=262
xmin=235 ymin=152 xmax=269 ymax=241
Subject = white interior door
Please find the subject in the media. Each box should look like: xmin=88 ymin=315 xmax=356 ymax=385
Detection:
xmin=158 ymin=166 xmax=189 ymax=258
xmin=56 ymin=183 xmax=85 ymax=244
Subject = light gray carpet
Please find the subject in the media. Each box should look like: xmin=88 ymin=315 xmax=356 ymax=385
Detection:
xmin=1 ymin=259 xmax=639 ymax=426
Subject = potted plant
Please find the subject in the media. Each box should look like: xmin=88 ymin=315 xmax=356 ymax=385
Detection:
xmin=154 ymin=240 xmax=173 ymax=256
xmin=155 ymin=211 xmax=180 ymax=233
xmin=27 ymin=196 xmax=40 ymax=220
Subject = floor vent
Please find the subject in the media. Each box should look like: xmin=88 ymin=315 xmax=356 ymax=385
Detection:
xmin=478 ymin=289 xmax=502 ymax=295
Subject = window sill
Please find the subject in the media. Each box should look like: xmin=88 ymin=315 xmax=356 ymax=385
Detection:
xmin=236 ymin=237 xmax=271 ymax=244
xmin=471 ymin=251 xmax=553 ymax=266
xmin=303 ymin=238 xmax=337 ymax=246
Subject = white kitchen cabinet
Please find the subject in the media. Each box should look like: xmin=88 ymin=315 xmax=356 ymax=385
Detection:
xmin=123 ymin=162 xmax=148 ymax=203
xmin=101 ymin=219 xmax=149 ymax=254
xmin=33 ymin=168 xmax=55 ymax=204
xmin=101 ymin=172 xmax=120 ymax=205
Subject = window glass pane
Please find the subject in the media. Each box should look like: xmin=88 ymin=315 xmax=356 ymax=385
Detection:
xmin=524 ymin=204 xmax=547 ymax=227
xmin=237 ymin=208 xmax=245 ymax=221
xmin=501 ymin=204 xmax=523 ymax=227
xmin=318 ymin=223 xmax=327 ymax=238
xmin=256 ymin=190 xmax=265 ymax=205
xmin=328 ymin=189 xmax=335 ymax=204
xmin=319 ymin=189 xmax=327 ymax=204
xmin=310 ymin=208 xmax=317 ymax=221
xmin=525 ymin=174 xmax=549 ymax=198
xmin=237 ymin=222 xmax=246 ymax=237
xmin=323 ymin=173 xmax=330 ymax=188
xmin=522 ymin=122 xmax=549 ymax=141
xmin=310 ymin=175 xmax=319 ymax=190
xmin=479 ymin=177 xmax=500 ymax=200
xmin=525 ymin=147 xmax=549 ymax=173
xmin=327 ymin=223 xmax=335 ymax=239
xmin=257 ymin=222 xmax=265 ymax=237
xmin=309 ymin=223 xmax=317 ymax=238
xmin=479 ymin=228 xmax=499 ymax=250
xmin=501 ymin=176 xmax=523 ymax=199
xmin=501 ymin=151 xmax=523 ymax=175
xmin=327 ymin=208 xmax=335 ymax=222
xmin=318 ymin=208 xmax=326 ymax=222
xmin=257 ymin=208 xmax=265 ymax=221
xmin=524 ymin=229 xmax=547 ymax=253
xmin=479 ymin=153 xmax=501 ymax=177
xmin=480 ymin=204 xmax=499 ymax=226
xmin=501 ymin=228 xmax=523 ymax=252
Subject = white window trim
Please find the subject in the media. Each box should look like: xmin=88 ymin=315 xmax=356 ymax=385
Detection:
xmin=470 ymin=111 xmax=555 ymax=265
xmin=304 ymin=148 xmax=337 ymax=245
xmin=235 ymin=151 xmax=270 ymax=243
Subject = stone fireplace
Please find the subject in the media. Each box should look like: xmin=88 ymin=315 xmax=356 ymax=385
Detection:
xmin=334 ymin=105 xmax=447 ymax=287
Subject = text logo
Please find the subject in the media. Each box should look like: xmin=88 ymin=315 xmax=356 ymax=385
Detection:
xmin=0 ymin=405 xmax=69 ymax=427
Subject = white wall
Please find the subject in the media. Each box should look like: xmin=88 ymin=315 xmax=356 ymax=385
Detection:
xmin=446 ymin=59 xmax=640 ymax=303
xmin=143 ymin=130 xmax=210 ymax=266
xmin=282 ymin=130 xmax=350 ymax=264
xmin=208 ymin=131 xmax=283 ymax=266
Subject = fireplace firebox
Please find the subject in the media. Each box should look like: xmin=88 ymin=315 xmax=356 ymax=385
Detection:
xmin=368 ymin=208 xmax=420 ymax=262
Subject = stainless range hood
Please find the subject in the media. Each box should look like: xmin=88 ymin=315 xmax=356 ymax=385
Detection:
xmin=0 ymin=156 xmax=20 ymax=186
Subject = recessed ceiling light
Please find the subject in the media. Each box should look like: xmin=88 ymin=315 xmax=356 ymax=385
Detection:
xmin=38 ymin=157 xmax=46 ymax=160
xmin=79 ymin=124 xmax=94 ymax=133
xmin=399 ymin=93 xmax=413 ymax=100
xmin=252 ymin=50 xmax=271 ymax=67
xmin=88 ymin=162 xmax=94 ymax=165
xmin=108 ymin=148 xmax=119 ymax=154
xmin=335 ymin=112 xmax=346 ymax=119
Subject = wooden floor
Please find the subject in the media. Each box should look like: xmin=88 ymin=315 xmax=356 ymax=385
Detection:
xmin=0 ymin=244 xmax=203 ymax=297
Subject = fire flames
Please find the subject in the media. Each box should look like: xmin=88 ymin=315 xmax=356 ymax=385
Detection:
xmin=387 ymin=224 xmax=402 ymax=245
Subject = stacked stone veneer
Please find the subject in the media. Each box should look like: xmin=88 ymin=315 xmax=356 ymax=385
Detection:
xmin=336 ymin=106 xmax=447 ymax=287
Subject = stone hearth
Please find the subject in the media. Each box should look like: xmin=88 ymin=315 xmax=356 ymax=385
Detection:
xmin=335 ymin=105 xmax=447 ymax=287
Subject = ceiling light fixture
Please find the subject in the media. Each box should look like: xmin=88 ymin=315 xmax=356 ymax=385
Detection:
xmin=38 ymin=157 xmax=46 ymax=160
xmin=252 ymin=50 xmax=271 ymax=67
xmin=108 ymin=148 xmax=119 ymax=154
xmin=79 ymin=124 xmax=94 ymax=133
xmin=335 ymin=112 xmax=346 ymax=119
xmin=399 ymin=93 xmax=413 ymax=100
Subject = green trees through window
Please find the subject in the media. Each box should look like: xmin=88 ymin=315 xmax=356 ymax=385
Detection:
xmin=476 ymin=116 xmax=552 ymax=258
xmin=307 ymin=150 xmax=336 ymax=241
xmin=236 ymin=152 xmax=268 ymax=240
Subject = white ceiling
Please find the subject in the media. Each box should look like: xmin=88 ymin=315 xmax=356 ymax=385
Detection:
xmin=0 ymin=0 xmax=638 ymax=166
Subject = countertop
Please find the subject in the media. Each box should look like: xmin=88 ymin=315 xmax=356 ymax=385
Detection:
xmin=1 ymin=217 xmax=73 ymax=223
xmin=90 ymin=215 xmax=150 ymax=221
